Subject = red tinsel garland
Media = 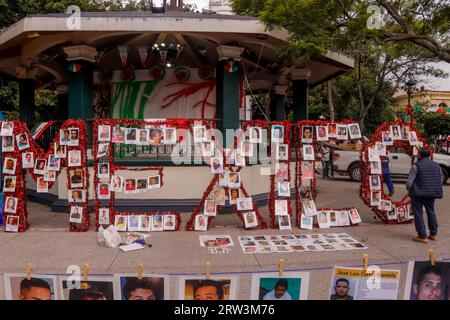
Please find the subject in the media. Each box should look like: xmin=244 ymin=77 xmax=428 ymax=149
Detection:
xmin=359 ymin=120 xmax=430 ymax=224
xmin=1 ymin=119 xmax=89 ymax=232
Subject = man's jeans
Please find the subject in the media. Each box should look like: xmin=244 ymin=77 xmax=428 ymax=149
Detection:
xmin=412 ymin=197 xmax=438 ymax=239
xmin=382 ymin=168 xmax=394 ymax=194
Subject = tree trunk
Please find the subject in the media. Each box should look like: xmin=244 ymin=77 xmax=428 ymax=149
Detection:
xmin=327 ymin=80 xmax=335 ymax=122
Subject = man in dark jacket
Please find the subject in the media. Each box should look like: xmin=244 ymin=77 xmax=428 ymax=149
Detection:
xmin=406 ymin=148 xmax=444 ymax=243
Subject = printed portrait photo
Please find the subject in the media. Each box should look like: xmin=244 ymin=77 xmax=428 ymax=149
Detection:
xmin=271 ymin=125 xmax=284 ymax=143
xmin=316 ymin=126 xmax=329 ymax=141
xmin=98 ymin=125 xmax=111 ymax=142
xmin=111 ymin=126 xmax=125 ymax=143
xmin=3 ymin=175 xmax=16 ymax=192
xmin=54 ymin=142 xmax=66 ymax=159
xmin=237 ymin=197 xmax=253 ymax=211
xmin=250 ymin=272 xmax=310 ymax=300
xmin=300 ymin=214 xmax=313 ymax=230
xmin=97 ymin=142 xmax=109 ymax=158
xmin=328 ymin=123 xmax=337 ymax=138
xmin=278 ymin=181 xmax=290 ymax=197
xmin=163 ymin=214 xmax=177 ymax=231
xmin=249 ymin=127 xmax=262 ymax=144
xmin=1 ymin=121 xmax=14 ymax=136
xmin=370 ymin=191 xmax=381 ymax=206
xmin=382 ymin=131 xmax=393 ymax=145
xmin=36 ymin=177 xmax=49 ymax=193
xmin=114 ymin=215 xmax=128 ymax=232
xmin=4 ymin=196 xmax=18 ymax=214
xmin=276 ymin=144 xmax=289 ymax=161
xmin=148 ymin=175 xmax=161 ymax=189
xmin=243 ymin=211 xmax=258 ymax=229
xmin=302 ymin=199 xmax=317 ymax=217
xmin=152 ymin=215 xmax=164 ymax=232
xmin=240 ymin=136 xmax=253 ymax=157
xmin=98 ymin=208 xmax=110 ymax=225
xmin=349 ymin=209 xmax=362 ymax=224
xmin=3 ymin=157 xmax=17 ymax=175
xmin=369 ymin=175 xmax=381 ymax=190
xmin=128 ymin=215 xmax=141 ymax=232
xmin=336 ymin=124 xmax=348 ymax=140
xmin=302 ymin=145 xmax=315 ymax=161
xmin=138 ymin=215 xmax=152 ymax=232
xmin=2 ymin=135 xmax=15 ymax=152
xmin=60 ymin=129 xmax=70 ymax=145
xmin=116 ymin=275 xmax=169 ymax=300
xmin=405 ymin=261 xmax=450 ymax=300
xmin=68 ymin=150 xmax=81 ymax=167
xmin=194 ymin=214 xmax=208 ymax=231
xmin=125 ymin=128 xmax=137 ymax=144
xmin=98 ymin=183 xmax=111 ymax=200
xmin=301 ymin=126 xmax=313 ymax=143
xmin=47 ymin=154 xmax=60 ymax=171
xmin=348 ymin=123 xmax=362 ymax=140
xmin=317 ymin=211 xmax=330 ymax=228
xmin=16 ymin=133 xmax=30 ymax=151
xmin=5 ymin=215 xmax=20 ymax=232
xmin=68 ymin=189 xmax=86 ymax=203
xmin=69 ymin=169 xmax=83 ymax=188
xmin=45 ymin=168 xmax=58 ymax=182
xmin=69 ymin=206 xmax=83 ymax=224
xmin=124 ymin=178 xmax=136 ymax=193
xmin=68 ymin=128 xmax=79 ymax=146
xmin=275 ymin=199 xmax=288 ymax=216
xmin=178 ymin=276 xmax=238 ymax=300
xmin=3 ymin=274 xmax=59 ymax=300
xmin=395 ymin=206 xmax=409 ymax=222
xmin=210 ymin=157 xmax=223 ymax=174
xmin=59 ymin=277 xmax=116 ymax=300
xmin=278 ymin=215 xmax=292 ymax=230
xmin=203 ymin=200 xmax=217 ymax=216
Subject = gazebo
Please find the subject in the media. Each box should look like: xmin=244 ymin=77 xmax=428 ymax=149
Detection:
xmin=0 ymin=5 xmax=354 ymax=212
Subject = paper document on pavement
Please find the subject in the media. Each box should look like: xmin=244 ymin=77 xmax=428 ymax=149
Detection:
xmin=119 ymin=243 xmax=145 ymax=252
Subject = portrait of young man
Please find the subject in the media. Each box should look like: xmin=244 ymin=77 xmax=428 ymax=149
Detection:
xmin=330 ymin=278 xmax=354 ymax=300
xmin=3 ymin=275 xmax=58 ymax=300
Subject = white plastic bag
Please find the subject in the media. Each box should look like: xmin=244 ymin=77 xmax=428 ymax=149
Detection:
xmin=97 ymin=225 xmax=122 ymax=248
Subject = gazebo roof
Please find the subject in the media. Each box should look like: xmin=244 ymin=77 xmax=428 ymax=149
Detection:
xmin=0 ymin=12 xmax=354 ymax=89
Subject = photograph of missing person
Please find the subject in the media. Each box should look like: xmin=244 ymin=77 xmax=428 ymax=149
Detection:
xmin=228 ymin=172 xmax=240 ymax=188
xmin=68 ymin=189 xmax=86 ymax=203
xmin=2 ymin=135 xmax=14 ymax=152
xmin=125 ymin=128 xmax=137 ymax=144
xmin=204 ymin=199 xmax=217 ymax=216
xmin=379 ymin=200 xmax=392 ymax=212
xmin=201 ymin=141 xmax=215 ymax=158
xmin=271 ymin=125 xmax=284 ymax=144
xmin=275 ymin=162 xmax=289 ymax=180
xmin=210 ymin=157 xmax=223 ymax=174
xmin=249 ymin=127 xmax=262 ymax=144
xmin=337 ymin=210 xmax=351 ymax=226
xmin=54 ymin=142 xmax=66 ymax=159
xmin=300 ymin=181 xmax=312 ymax=200
xmin=36 ymin=177 xmax=49 ymax=193
xmin=137 ymin=215 xmax=152 ymax=232
xmin=275 ymin=199 xmax=288 ymax=216
xmin=60 ymin=129 xmax=70 ymax=145
xmin=3 ymin=274 xmax=59 ymax=300
xmin=44 ymin=170 xmax=56 ymax=182
xmin=409 ymin=131 xmax=419 ymax=145
xmin=1 ymin=121 xmax=14 ymax=136
xmin=395 ymin=206 xmax=409 ymax=222
xmin=124 ymin=178 xmax=136 ymax=193
xmin=97 ymin=143 xmax=109 ymax=158
xmin=5 ymin=215 xmax=20 ymax=232
xmin=4 ymin=196 xmax=18 ymax=214
xmin=162 ymin=127 xmax=177 ymax=144
xmin=370 ymin=191 xmax=381 ymax=206
xmin=330 ymin=267 xmax=400 ymax=300
xmin=163 ymin=214 xmax=176 ymax=231
xmin=178 ymin=276 xmax=238 ymax=300
xmin=3 ymin=175 xmax=16 ymax=192
xmin=148 ymin=175 xmax=161 ymax=189
xmin=116 ymin=275 xmax=169 ymax=300
xmin=98 ymin=125 xmax=111 ymax=142
xmin=302 ymin=199 xmax=317 ymax=217
xmin=390 ymin=125 xmax=402 ymax=140
xmin=349 ymin=209 xmax=362 ymax=224
xmin=302 ymin=145 xmax=315 ymax=161
xmin=59 ymin=277 xmax=116 ymax=300
xmin=69 ymin=206 xmax=83 ymax=224
xmin=404 ymin=261 xmax=450 ymax=300
xmin=317 ymin=211 xmax=330 ymax=228
xmin=369 ymin=175 xmax=381 ymax=190
xmin=348 ymin=123 xmax=362 ymax=140
xmin=152 ymin=215 xmax=164 ymax=232
xmin=137 ymin=129 xmax=149 ymax=145
xmin=193 ymin=125 xmax=206 ymax=143
xmin=213 ymin=188 xmax=226 ymax=206
xmin=16 ymin=133 xmax=30 ymax=151
xmin=229 ymin=188 xmax=240 ymax=205
xmin=300 ymin=214 xmax=313 ymax=230
xmin=68 ymin=150 xmax=81 ymax=167
xmin=370 ymin=160 xmax=382 ymax=175
xmin=316 ymin=126 xmax=329 ymax=142
xmin=112 ymin=126 xmax=125 ymax=143
xmin=98 ymin=183 xmax=110 ymax=200
xmin=250 ymin=272 xmax=310 ymax=300
xmin=381 ymin=131 xmax=393 ymax=147
xmin=110 ymin=175 xmax=123 ymax=192
xmin=194 ymin=214 xmax=208 ymax=231
xmin=368 ymin=146 xmax=379 ymax=161
xmin=237 ymin=197 xmax=253 ymax=211
xmin=98 ymin=208 xmax=110 ymax=225
xmin=136 ymin=178 xmax=148 ymax=192
xmin=301 ymin=126 xmax=313 ymax=143
xmin=47 ymin=154 xmax=60 ymax=172
xmin=328 ymin=123 xmax=337 ymax=138
xmin=240 ymin=136 xmax=253 ymax=158
xmin=276 ymin=144 xmax=289 ymax=161
xmin=69 ymin=128 xmax=79 ymax=146
xmin=98 ymin=162 xmax=109 ymax=178
xmin=2 ymin=157 xmax=16 ymax=175
xmin=400 ymin=125 xmax=410 ymax=140
xmin=114 ymin=215 xmax=127 ymax=232
xmin=128 ymin=215 xmax=140 ymax=232
xmin=278 ymin=215 xmax=292 ymax=231
xmin=278 ymin=181 xmax=290 ymax=197
xmin=336 ymin=125 xmax=348 ymax=140
xmin=69 ymin=169 xmax=83 ymax=188
xmin=243 ymin=211 xmax=258 ymax=229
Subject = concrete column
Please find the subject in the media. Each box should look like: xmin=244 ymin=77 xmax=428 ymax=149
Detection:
xmin=216 ymin=45 xmax=244 ymax=148
xmin=291 ymin=68 xmax=311 ymax=122
xmin=270 ymin=85 xmax=287 ymax=121
xmin=18 ymin=78 xmax=36 ymax=127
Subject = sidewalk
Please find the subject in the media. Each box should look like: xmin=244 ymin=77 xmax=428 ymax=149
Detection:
xmin=0 ymin=178 xmax=448 ymax=299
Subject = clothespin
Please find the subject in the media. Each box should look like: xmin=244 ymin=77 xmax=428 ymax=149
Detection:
xmin=137 ymin=261 xmax=143 ymax=280
xmin=363 ymin=254 xmax=369 ymax=271
xmin=26 ymin=263 xmax=33 ymax=280
xmin=205 ymin=262 xmax=211 ymax=279
xmin=82 ymin=263 xmax=89 ymax=282
xmin=429 ymin=249 xmax=436 ymax=266
xmin=279 ymin=258 xmax=284 ymax=277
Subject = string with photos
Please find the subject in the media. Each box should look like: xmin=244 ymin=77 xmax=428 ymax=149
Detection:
xmin=313 ymin=207 xmax=361 ymax=228
xmin=295 ymin=119 xmax=359 ymax=225
xmin=242 ymin=120 xmax=292 ymax=229
xmin=1 ymin=119 xmax=89 ymax=232
xmin=185 ymin=121 xmax=268 ymax=231
xmin=112 ymin=211 xmax=181 ymax=231
xmin=93 ymin=119 xmax=201 ymax=230
xmin=359 ymin=120 xmax=430 ymax=224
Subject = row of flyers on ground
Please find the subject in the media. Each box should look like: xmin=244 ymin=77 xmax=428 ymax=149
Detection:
xmin=2 ymin=261 xmax=447 ymax=300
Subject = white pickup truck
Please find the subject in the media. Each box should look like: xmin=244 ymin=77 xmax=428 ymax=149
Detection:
xmin=330 ymin=145 xmax=450 ymax=184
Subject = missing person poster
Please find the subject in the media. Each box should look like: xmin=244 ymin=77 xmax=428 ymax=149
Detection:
xmin=329 ymin=267 xmax=400 ymax=300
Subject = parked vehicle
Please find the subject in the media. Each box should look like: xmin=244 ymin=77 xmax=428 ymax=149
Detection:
xmin=330 ymin=144 xmax=449 ymax=184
